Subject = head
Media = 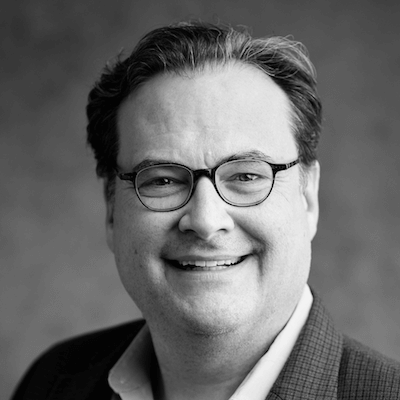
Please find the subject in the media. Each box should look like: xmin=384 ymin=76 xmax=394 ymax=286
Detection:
xmin=87 ymin=21 xmax=321 ymax=204
xmin=86 ymin=22 xmax=321 ymax=339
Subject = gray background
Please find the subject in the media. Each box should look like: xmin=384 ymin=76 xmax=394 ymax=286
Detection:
xmin=2 ymin=1 xmax=400 ymax=398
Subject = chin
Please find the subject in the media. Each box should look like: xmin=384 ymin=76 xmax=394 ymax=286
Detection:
xmin=167 ymin=297 xmax=256 ymax=338
xmin=179 ymin=314 xmax=240 ymax=337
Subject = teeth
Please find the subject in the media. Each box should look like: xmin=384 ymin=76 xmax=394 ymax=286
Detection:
xmin=178 ymin=257 xmax=242 ymax=268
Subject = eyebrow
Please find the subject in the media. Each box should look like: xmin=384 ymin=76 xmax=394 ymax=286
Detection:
xmin=124 ymin=150 xmax=274 ymax=172
xmin=223 ymin=150 xmax=274 ymax=163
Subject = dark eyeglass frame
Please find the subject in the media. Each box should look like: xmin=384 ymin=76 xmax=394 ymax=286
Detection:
xmin=116 ymin=158 xmax=299 ymax=212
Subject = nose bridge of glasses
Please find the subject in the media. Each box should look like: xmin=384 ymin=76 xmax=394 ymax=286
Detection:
xmin=190 ymin=167 xmax=221 ymax=198
xmin=192 ymin=168 xmax=216 ymax=185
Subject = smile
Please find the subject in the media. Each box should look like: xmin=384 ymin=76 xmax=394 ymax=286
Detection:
xmin=173 ymin=256 xmax=247 ymax=271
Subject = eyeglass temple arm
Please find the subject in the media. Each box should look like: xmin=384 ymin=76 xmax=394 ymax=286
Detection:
xmin=270 ymin=159 xmax=299 ymax=174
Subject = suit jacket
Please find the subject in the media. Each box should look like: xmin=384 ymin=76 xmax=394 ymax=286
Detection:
xmin=12 ymin=295 xmax=400 ymax=399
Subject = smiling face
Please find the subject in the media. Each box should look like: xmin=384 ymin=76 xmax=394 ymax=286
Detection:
xmin=107 ymin=63 xmax=319 ymax=338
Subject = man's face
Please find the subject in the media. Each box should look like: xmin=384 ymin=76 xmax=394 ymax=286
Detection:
xmin=107 ymin=64 xmax=319 ymax=337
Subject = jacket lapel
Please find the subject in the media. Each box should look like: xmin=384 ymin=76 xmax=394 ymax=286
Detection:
xmin=267 ymin=294 xmax=343 ymax=400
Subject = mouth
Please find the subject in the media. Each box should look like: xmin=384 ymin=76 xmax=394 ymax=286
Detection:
xmin=169 ymin=255 xmax=248 ymax=271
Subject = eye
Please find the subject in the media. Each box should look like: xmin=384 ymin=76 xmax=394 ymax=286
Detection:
xmin=141 ymin=177 xmax=176 ymax=187
xmin=138 ymin=176 xmax=188 ymax=198
xmin=226 ymin=173 xmax=266 ymax=183
xmin=221 ymin=172 xmax=272 ymax=195
xmin=233 ymin=173 xmax=261 ymax=182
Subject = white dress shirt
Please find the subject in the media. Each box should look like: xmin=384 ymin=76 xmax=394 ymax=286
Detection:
xmin=109 ymin=285 xmax=313 ymax=400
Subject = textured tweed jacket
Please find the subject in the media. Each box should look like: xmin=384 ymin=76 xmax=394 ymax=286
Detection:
xmin=12 ymin=295 xmax=400 ymax=399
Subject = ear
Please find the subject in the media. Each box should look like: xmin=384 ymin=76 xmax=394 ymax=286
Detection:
xmin=106 ymin=199 xmax=115 ymax=253
xmin=302 ymin=161 xmax=320 ymax=241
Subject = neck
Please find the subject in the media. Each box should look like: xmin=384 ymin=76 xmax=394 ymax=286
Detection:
xmin=148 ymin=319 xmax=282 ymax=400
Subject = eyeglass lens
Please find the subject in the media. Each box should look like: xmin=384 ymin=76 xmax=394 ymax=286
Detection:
xmin=136 ymin=160 xmax=274 ymax=210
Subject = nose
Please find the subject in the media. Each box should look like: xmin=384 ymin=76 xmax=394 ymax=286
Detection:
xmin=178 ymin=177 xmax=235 ymax=240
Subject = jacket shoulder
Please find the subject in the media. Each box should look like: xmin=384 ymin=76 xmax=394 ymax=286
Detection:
xmin=339 ymin=335 xmax=400 ymax=399
xmin=12 ymin=320 xmax=145 ymax=400
xmin=30 ymin=319 xmax=144 ymax=373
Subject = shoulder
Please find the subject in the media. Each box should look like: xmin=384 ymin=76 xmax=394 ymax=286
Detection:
xmin=338 ymin=335 xmax=400 ymax=399
xmin=12 ymin=320 xmax=145 ymax=399
xmin=31 ymin=319 xmax=144 ymax=373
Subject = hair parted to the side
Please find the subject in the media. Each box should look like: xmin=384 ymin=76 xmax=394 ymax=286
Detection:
xmin=86 ymin=21 xmax=322 ymax=203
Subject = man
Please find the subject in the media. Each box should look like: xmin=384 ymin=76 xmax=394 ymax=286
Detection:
xmin=12 ymin=21 xmax=400 ymax=400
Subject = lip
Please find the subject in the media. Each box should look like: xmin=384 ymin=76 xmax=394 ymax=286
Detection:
xmin=173 ymin=255 xmax=246 ymax=262
xmin=166 ymin=255 xmax=249 ymax=271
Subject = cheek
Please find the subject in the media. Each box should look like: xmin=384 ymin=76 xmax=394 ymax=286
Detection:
xmin=113 ymin=193 xmax=169 ymax=252
xmin=111 ymin=207 xmax=168 ymax=308
xmin=248 ymin=194 xmax=307 ymax=237
xmin=242 ymin=192 xmax=311 ymax=269
xmin=111 ymin=196 xmax=179 ymax=290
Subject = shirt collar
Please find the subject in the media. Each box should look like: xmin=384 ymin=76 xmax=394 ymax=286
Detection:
xmin=108 ymin=284 xmax=313 ymax=400
xmin=108 ymin=324 xmax=155 ymax=399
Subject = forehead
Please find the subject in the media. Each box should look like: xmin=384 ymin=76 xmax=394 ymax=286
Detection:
xmin=117 ymin=63 xmax=297 ymax=169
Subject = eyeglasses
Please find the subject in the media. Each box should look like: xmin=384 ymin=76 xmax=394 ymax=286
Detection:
xmin=117 ymin=158 xmax=299 ymax=212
